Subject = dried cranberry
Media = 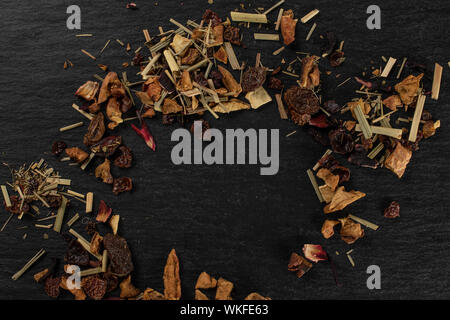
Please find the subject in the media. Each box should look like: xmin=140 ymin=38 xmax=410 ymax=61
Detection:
xmin=112 ymin=177 xmax=133 ymax=195
xmin=51 ymin=141 xmax=67 ymax=156
xmin=329 ymin=128 xmax=354 ymax=154
xmin=114 ymin=146 xmax=133 ymax=168
xmin=44 ymin=276 xmax=61 ymax=298
xmin=82 ymin=275 xmax=107 ymax=300
xmin=209 ymin=70 xmax=223 ymax=89
xmin=64 ymin=239 xmax=90 ymax=266
xmin=384 ymin=201 xmax=400 ymax=218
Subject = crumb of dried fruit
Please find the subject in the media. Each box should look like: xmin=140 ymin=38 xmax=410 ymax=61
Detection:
xmin=65 ymin=239 xmax=90 ymax=266
xmin=316 ymin=168 xmax=339 ymax=191
xmin=241 ymin=66 xmax=266 ymax=93
xmin=112 ymin=177 xmax=133 ymax=195
xmin=223 ymin=25 xmax=241 ymax=46
xmin=52 ymin=141 xmax=67 ymax=156
xmin=300 ymin=56 xmax=320 ymax=89
xmin=202 ymin=9 xmax=222 ymax=27
xmin=280 ymin=9 xmax=297 ymax=45
xmin=114 ymin=146 xmax=133 ymax=168
xmin=181 ymin=48 xmax=200 ymax=65
xmin=423 ymin=120 xmax=440 ymax=139
xmin=75 ymin=81 xmax=99 ymax=101
xmin=384 ymin=201 xmax=400 ymax=219
xmin=95 ymin=159 xmax=114 ymax=184
xmin=244 ymin=292 xmax=271 ymax=300
xmin=103 ymin=233 xmax=134 ymax=276
xmin=34 ymin=268 xmax=50 ymax=283
xmin=65 ymin=147 xmax=89 ymax=163
xmin=163 ymin=248 xmax=181 ymax=300
xmin=195 ymin=272 xmax=217 ymax=289
xmin=195 ymin=289 xmax=209 ymax=300
xmin=109 ymin=214 xmax=120 ymax=235
xmin=142 ymin=288 xmax=165 ymax=300
xmin=329 ymin=128 xmax=355 ymax=154
xmin=268 ymin=77 xmax=283 ymax=90
xmin=284 ymin=87 xmax=320 ymax=126
xmin=162 ymin=98 xmax=183 ymax=114
xmin=84 ymin=113 xmax=105 ymax=147
xmin=394 ymin=73 xmax=424 ymax=105
xmin=60 ymin=276 xmax=87 ymax=300
xmin=4 ymin=195 xmax=30 ymax=215
xmin=44 ymin=276 xmax=61 ymax=298
xmin=383 ymin=95 xmax=403 ymax=111
xmin=339 ymin=217 xmax=364 ymax=244
xmin=321 ymin=220 xmax=340 ymax=239
xmin=384 ymin=142 xmax=412 ymax=178
xmin=119 ymin=275 xmax=141 ymax=299
xmin=82 ymin=275 xmax=107 ymax=300
xmin=215 ymin=277 xmax=233 ymax=300
xmin=288 ymin=252 xmax=312 ymax=278
xmin=90 ymin=232 xmax=103 ymax=255
xmin=303 ymin=244 xmax=328 ymax=263
xmin=324 ymin=186 xmax=366 ymax=214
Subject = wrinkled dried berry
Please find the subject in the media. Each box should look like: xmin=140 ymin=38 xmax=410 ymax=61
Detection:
xmin=209 ymin=70 xmax=223 ymax=89
xmin=223 ymin=26 xmax=241 ymax=46
xmin=268 ymin=77 xmax=283 ymax=90
xmin=285 ymin=87 xmax=320 ymax=126
xmin=65 ymin=239 xmax=90 ymax=266
xmin=112 ymin=177 xmax=133 ymax=195
xmin=329 ymin=128 xmax=354 ymax=154
xmin=91 ymin=136 xmax=122 ymax=157
xmin=103 ymin=233 xmax=134 ymax=276
xmin=114 ymin=146 xmax=133 ymax=168
xmin=85 ymin=220 xmax=98 ymax=236
xmin=242 ymin=67 xmax=266 ymax=93
xmin=323 ymin=100 xmax=341 ymax=114
xmin=132 ymin=52 xmax=143 ymax=66
xmin=51 ymin=141 xmax=67 ymax=156
xmin=194 ymin=72 xmax=209 ymax=88
xmin=384 ymin=201 xmax=400 ymax=218
xmin=347 ymin=144 xmax=378 ymax=168
xmin=45 ymin=276 xmax=61 ymax=298
xmin=82 ymin=275 xmax=107 ymax=300
xmin=421 ymin=110 xmax=432 ymax=121
xmin=46 ymin=195 xmax=63 ymax=208
xmin=84 ymin=113 xmax=105 ymax=147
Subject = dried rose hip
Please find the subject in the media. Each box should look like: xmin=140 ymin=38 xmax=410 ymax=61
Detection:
xmin=103 ymin=233 xmax=134 ymax=276
xmin=52 ymin=141 xmax=67 ymax=156
xmin=83 ymin=113 xmax=105 ymax=147
xmin=268 ymin=77 xmax=283 ymax=90
xmin=91 ymin=136 xmax=122 ymax=157
xmin=114 ymin=146 xmax=133 ymax=168
xmin=223 ymin=26 xmax=241 ymax=46
xmin=384 ymin=201 xmax=400 ymax=218
xmin=284 ymin=87 xmax=320 ymax=126
xmin=242 ymin=66 xmax=266 ymax=93
xmin=202 ymin=9 xmax=222 ymax=27
xmin=82 ymin=275 xmax=107 ymax=300
xmin=328 ymin=128 xmax=355 ymax=154
xmin=44 ymin=276 xmax=61 ymax=298
xmin=46 ymin=195 xmax=63 ymax=208
xmin=4 ymin=195 xmax=29 ymax=215
xmin=347 ymin=144 xmax=378 ymax=168
xmin=112 ymin=177 xmax=133 ymax=195
xmin=64 ymin=239 xmax=90 ymax=266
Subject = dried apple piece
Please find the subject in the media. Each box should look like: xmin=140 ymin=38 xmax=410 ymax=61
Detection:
xmin=176 ymin=70 xmax=193 ymax=92
xmin=395 ymin=73 xmax=424 ymax=105
xmin=288 ymin=252 xmax=312 ymax=278
xmin=316 ymin=168 xmax=339 ymax=191
xmin=195 ymin=272 xmax=217 ymax=289
xmin=280 ymin=9 xmax=297 ymax=45
xmin=162 ymin=98 xmax=183 ymax=114
xmin=244 ymin=292 xmax=271 ymax=300
xmin=119 ymin=275 xmax=141 ymax=299
xmin=90 ymin=232 xmax=103 ymax=255
xmin=384 ymin=142 xmax=412 ymax=178
xmin=215 ymin=277 xmax=233 ymax=300
xmin=214 ymin=46 xmax=228 ymax=64
xmin=218 ymin=65 xmax=242 ymax=97
xmin=95 ymin=159 xmax=113 ymax=184
xmin=106 ymin=97 xmax=123 ymax=129
xmin=142 ymin=288 xmax=165 ymax=300
xmin=319 ymin=185 xmax=335 ymax=203
xmin=300 ymin=56 xmax=320 ymax=89
xmin=339 ymin=217 xmax=364 ymax=244
xmin=383 ymin=95 xmax=403 ymax=111
xmin=163 ymin=249 xmax=181 ymax=300
xmin=213 ymin=99 xmax=250 ymax=113
xmin=323 ymin=186 xmax=366 ymax=214
xmin=321 ymin=219 xmax=340 ymax=239
xmin=75 ymin=81 xmax=99 ymax=101
xmin=109 ymin=214 xmax=120 ymax=235
xmin=195 ymin=289 xmax=209 ymax=300
xmin=170 ymin=34 xmax=192 ymax=55
xmin=65 ymin=147 xmax=89 ymax=163
xmin=182 ymin=48 xmax=200 ymax=65
xmin=98 ymin=72 xmax=123 ymax=104
xmin=423 ymin=120 xmax=440 ymax=138
xmin=144 ymin=77 xmax=162 ymax=102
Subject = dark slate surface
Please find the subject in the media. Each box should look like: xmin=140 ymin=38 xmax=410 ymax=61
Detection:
xmin=0 ymin=0 xmax=449 ymax=300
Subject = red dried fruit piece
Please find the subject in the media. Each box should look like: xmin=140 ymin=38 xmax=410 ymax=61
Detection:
xmin=112 ymin=177 xmax=133 ymax=195
xmin=384 ymin=201 xmax=400 ymax=218
xmin=113 ymin=146 xmax=133 ymax=168
xmin=64 ymin=239 xmax=90 ymax=266
xmin=91 ymin=136 xmax=122 ymax=157
xmin=267 ymin=77 xmax=283 ymax=90
xmin=309 ymin=114 xmax=330 ymax=128
xmin=329 ymin=128 xmax=355 ymax=154
xmin=4 ymin=195 xmax=30 ymax=215
xmin=131 ymin=121 xmax=156 ymax=151
xmin=280 ymin=10 xmax=297 ymax=45
xmin=82 ymin=275 xmax=107 ymax=300
xmin=202 ymin=9 xmax=222 ymax=27
xmin=96 ymin=200 xmax=112 ymax=223
xmin=288 ymin=253 xmax=312 ymax=278
xmin=284 ymin=87 xmax=320 ymax=126
xmin=52 ymin=141 xmax=67 ymax=156
xmin=223 ymin=26 xmax=241 ymax=46
xmin=241 ymin=66 xmax=266 ymax=93
xmin=302 ymin=244 xmax=328 ymax=263
xmin=47 ymin=195 xmax=63 ymax=208
xmin=83 ymin=113 xmax=105 ymax=147
xmin=103 ymin=233 xmax=134 ymax=276
xmin=44 ymin=276 xmax=61 ymax=298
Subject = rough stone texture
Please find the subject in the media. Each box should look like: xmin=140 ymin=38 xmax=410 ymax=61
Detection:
xmin=0 ymin=0 xmax=448 ymax=299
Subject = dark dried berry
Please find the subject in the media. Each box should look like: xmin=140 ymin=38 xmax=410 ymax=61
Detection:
xmin=308 ymin=127 xmax=330 ymax=146
xmin=4 ymin=195 xmax=29 ymax=215
xmin=223 ymin=26 xmax=241 ymax=46
xmin=46 ymin=195 xmax=63 ymax=208
xmin=132 ymin=52 xmax=143 ymax=66
xmin=104 ymin=273 xmax=119 ymax=293
xmin=202 ymin=9 xmax=222 ymax=27
xmin=114 ymin=146 xmax=133 ymax=168
xmin=209 ymin=70 xmax=223 ymax=89
xmin=51 ymin=141 xmax=67 ymax=156
xmin=103 ymin=233 xmax=134 ymax=276
xmin=85 ymin=220 xmax=98 ymax=236
xmin=329 ymin=50 xmax=345 ymax=67
xmin=242 ymin=66 xmax=266 ymax=93
xmin=323 ymin=100 xmax=341 ymax=114
xmin=84 ymin=113 xmax=105 ymax=147
xmin=329 ymin=128 xmax=355 ymax=154
xmin=347 ymin=144 xmax=378 ymax=168
xmin=82 ymin=275 xmax=107 ymax=300
xmin=193 ymin=72 xmax=209 ymax=88
xmin=421 ymin=110 xmax=432 ymax=121
xmin=44 ymin=276 xmax=61 ymax=298
xmin=64 ymin=239 xmax=90 ymax=266
xmin=91 ymin=136 xmax=122 ymax=157
xmin=112 ymin=177 xmax=133 ymax=195
xmin=285 ymin=87 xmax=320 ymax=126
xmin=384 ymin=201 xmax=400 ymax=218
xmin=268 ymin=77 xmax=283 ymax=90
xmin=162 ymin=114 xmax=177 ymax=125
xmin=309 ymin=114 xmax=330 ymax=128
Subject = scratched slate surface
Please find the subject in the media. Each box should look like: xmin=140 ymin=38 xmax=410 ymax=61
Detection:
xmin=0 ymin=0 xmax=449 ymax=300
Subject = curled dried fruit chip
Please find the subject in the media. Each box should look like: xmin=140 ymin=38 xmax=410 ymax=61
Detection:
xmin=176 ymin=70 xmax=193 ymax=92
xmin=142 ymin=288 xmax=165 ymax=300
xmin=65 ymin=147 xmax=89 ymax=163
xmin=96 ymin=200 xmax=112 ymax=223
xmin=383 ymin=95 xmax=403 ymax=111
xmin=303 ymin=244 xmax=328 ymax=263
xmin=103 ymin=233 xmax=134 ymax=276
xmin=423 ymin=120 xmax=440 ymax=139
xmin=119 ymin=275 xmax=141 ymax=299
xmin=213 ymin=99 xmax=250 ymax=113
xmin=112 ymin=177 xmax=133 ymax=195
xmin=75 ymin=81 xmax=99 ymax=101
xmin=280 ymin=10 xmax=297 ymax=45
xmin=218 ymin=65 xmax=242 ymax=97
xmin=288 ymin=252 xmax=312 ymax=278
xmin=214 ymin=46 xmax=228 ymax=64
xmin=384 ymin=142 xmax=412 ymax=178
xmin=321 ymin=220 xmax=340 ymax=239
xmin=90 ymin=232 xmax=103 ymax=255
xmin=195 ymin=289 xmax=209 ymax=300
xmin=319 ymin=185 xmax=335 ymax=203
xmin=163 ymin=249 xmax=181 ymax=300
xmin=384 ymin=201 xmax=400 ymax=219
xmin=162 ymin=98 xmax=183 ymax=114
xmin=215 ymin=277 xmax=233 ymax=300
xmin=106 ymin=97 xmax=123 ymax=129
xmin=195 ymin=272 xmax=217 ymax=289
xmin=317 ymin=168 xmax=339 ymax=191
xmin=244 ymin=292 xmax=271 ymax=300
xmin=300 ymin=56 xmax=320 ymax=89
xmin=82 ymin=275 xmax=107 ymax=300
xmin=394 ymin=73 xmax=423 ymax=105
xmin=170 ymin=34 xmax=192 ymax=55
xmin=181 ymin=48 xmax=200 ymax=65
xmin=339 ymin=217 xmax=364 ymax=244
xmin=84 ymin=113 xmax=105 ymax=147
xmin=324 ymin=186 xmax=366 ymax=214
xmin=95 ymin=159 xmax=113 ymax=184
